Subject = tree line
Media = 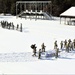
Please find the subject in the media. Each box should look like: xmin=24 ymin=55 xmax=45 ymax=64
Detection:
xmin=0 ymin=0 xmax=75 ymax=16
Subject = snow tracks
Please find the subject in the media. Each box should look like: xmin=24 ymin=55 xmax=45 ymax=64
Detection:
xmin=0 ymin=52 xmax=38 ymax=62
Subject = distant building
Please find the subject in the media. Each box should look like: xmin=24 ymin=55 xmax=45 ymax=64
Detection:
xmin=60 ymin=7 xmax=75 ymax=25
xmin=16 ymin=1 xmax=52 ymax=20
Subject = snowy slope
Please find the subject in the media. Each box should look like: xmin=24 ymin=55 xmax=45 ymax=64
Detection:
xmin=0 ymin=16 xmax=75 ymax=74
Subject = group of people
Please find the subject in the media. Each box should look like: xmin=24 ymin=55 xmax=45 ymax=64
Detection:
xmin=54 ymin=39 xmax=75 ymax=52
xmin=31 ymin=39 xmax=75 ymax=59
xmin=0 ymin=21 xmax=23 ymax=32
xmin=31 ymin=43 xmax=46 ymax=59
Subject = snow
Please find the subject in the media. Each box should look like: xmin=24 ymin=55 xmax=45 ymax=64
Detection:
xmin=0 ymin=16 xmax=75 ymax=74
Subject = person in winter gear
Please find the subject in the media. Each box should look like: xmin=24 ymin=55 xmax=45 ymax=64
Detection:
xmin=73 ymin=39 xmax=75 ymax=49
xmin=60 ymin=41 xmax=63 ymax=50
xmin=31 ymin=44 xmax=37 ymax=56
xmin=66 ymin=40 xmax=71 ymax=52
xmin=66 ymin=42 xmax=70 ymax=52
xmin=54 ymin=40 xmax=58 ymax=49
xmin=70 ymin=42 xmax=74 ymax=51
xmin=20 ymin=23 xmax=22 ymax=32
xmin=64 ymin=39 xmax=67 ymax=48
xmin=68 ymin=39 xmax=72 ymax=52
xmin=55 ymin=48 xmax=59 ymax=58
xmin=41 ymin=43 xmax=46 ymax=52
xmin=68 ymin=39 xmax=71 ymax=43
xmin=38 ymin=49 xmax=42 ymax=59
xmin=16 ymin=24 xmax=19 ymax=30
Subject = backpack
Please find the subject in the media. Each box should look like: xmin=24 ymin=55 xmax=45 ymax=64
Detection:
xmin=31 ymin=44 xmax=35 ymax=49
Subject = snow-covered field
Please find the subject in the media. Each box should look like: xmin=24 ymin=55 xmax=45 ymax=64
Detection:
xmin=0 ymin=16 xmax=75 ymax=74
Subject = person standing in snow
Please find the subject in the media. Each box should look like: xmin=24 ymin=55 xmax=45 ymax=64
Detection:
xmin=54 ymin=40 xmax=58 ymax=49
xmin=68 ymin=39 xmax=71 ymax=44
xmin=55 ymin=48 xmax=59 ymax=58
xmin=16 ymin=24 xmax=19 ymax=30
xmin=70 ymin=41 xmax=74 ymax=51
xmin=64 ymin=39 xmax=67 ymax=48
xmin=66 ymin=42 xmax=69 ymax=52
xmin=33 ymin=45 xmax=37 ymax=56
xmin=11 ymin=22 xmax=14 ymax=30
xmin=31 ymin=44 xmax=37 ymax=56
xmin=41 ymin=43 xmax=46 ymax=52
xmin=68 ymin=39 xmax=72 ymax=51
xmin=38 ymin=49 xmax=42 ymax=59
xmin=20 ymin=23 xmax=22 ymax=32
xmin=73 ymin=39 xmax=75 ymax=49
xmin=9 ymin=22 xmax=11 ymax=29
xmin=60 ymin=41 xmax=63 ymax=50
xmin=66 ymin=40 xmax=72 ymax=52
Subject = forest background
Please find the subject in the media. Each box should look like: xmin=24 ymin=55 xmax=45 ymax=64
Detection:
xmin=0 ymin=0 xmax=75 ymax=16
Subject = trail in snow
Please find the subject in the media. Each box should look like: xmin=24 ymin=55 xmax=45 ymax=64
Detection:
xmin=0 ymin=52 xmax=38 ymax=62
xmin=0 ymin=50 xmax=75 ymax=62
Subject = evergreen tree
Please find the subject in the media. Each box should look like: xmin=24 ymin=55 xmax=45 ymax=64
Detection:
xmin=0 ymin=0 xmax=75 ymax=16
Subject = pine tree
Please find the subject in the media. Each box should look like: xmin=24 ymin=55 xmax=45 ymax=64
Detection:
xmin=0 ymin=0 xmax=75 ymax=16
